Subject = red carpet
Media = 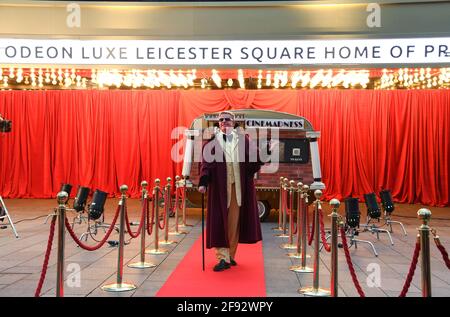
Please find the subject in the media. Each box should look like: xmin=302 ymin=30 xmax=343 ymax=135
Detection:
xmin=156 ymin=236 xmax=266 ymax=297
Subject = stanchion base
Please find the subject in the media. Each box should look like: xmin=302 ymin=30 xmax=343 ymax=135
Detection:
xmin=101 ymin=282 xmax=137 ymax=292
xmin=287 ymin=252 xmax=311 ymax=259
xmin=289 ymin=265 xmax=314 ymax=273
xmin=272 ymin=226 xmax=283 ymax=231
xmin=275 ymin=233 xmax=289 ymax=238
xmin=299 ymin=287 xmax=331 ymax=297
xmin=178 ymin=224 xmax=193 ymax=228
xmin=169 ymin=231 xmax=188 ymax=236
xmin=145 ymin=248 xmax=168 ymax=255
xmin=159 ymin=240 xmax=177 ymax=245
xmin=128 ymin=261 xmax=156 ymax=269
xmin=280 ymin=243 xmax=297 ymax=250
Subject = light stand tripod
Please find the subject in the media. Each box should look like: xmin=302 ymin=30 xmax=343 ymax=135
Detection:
xmin=79 ymin=209 xmax=120 ymax=242
xmin=0 ymin=196 xmax=19 ymax=238
xmin=0 ymin=117 xmax=18 ymax=238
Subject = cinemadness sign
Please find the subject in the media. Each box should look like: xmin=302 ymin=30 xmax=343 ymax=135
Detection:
xmin=0 ymin=38 xmax=449 ymax=65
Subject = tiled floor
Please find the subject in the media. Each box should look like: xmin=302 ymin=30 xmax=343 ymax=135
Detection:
xmin=0 ymin=198 xmax=449 ymax=297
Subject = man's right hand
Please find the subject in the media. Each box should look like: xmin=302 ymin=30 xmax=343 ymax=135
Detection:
xmin=198 ymin=186 xmax=206 ymax=194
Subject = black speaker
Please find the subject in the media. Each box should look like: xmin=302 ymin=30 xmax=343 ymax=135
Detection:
xmin=88 ymin=189 xmax=108 ymax=220
xmin=60 ymin=183 xmax=72 ymax=203
xmin=380 ymin=189 xmax=395 ymax=214
xmin=363 ymin=193 xmax=381 ymax=219
xmin=73 ymin=186 xmax=90 ymax=212
xmin=60 ymin=183 xmax=73 ymax=196
xmin=344 ymin=197 xmax=360 ymax=228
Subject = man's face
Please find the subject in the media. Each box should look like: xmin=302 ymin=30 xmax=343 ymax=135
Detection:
xmin=218 ymin=113 xmax=234 ymax=134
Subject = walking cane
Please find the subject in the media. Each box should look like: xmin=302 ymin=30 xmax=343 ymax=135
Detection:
xmin=201 ymin=192 xmax=205 ymax=271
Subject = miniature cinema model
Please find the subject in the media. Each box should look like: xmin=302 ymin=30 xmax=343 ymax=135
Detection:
xmin=181 ymin=109 xmax=325 ymax=221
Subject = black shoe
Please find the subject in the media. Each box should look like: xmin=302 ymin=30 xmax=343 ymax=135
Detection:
xmin=213 ymin=259 xmax=230 ymax=272
xmin=230 ymin=259 xmax=237 ymax=266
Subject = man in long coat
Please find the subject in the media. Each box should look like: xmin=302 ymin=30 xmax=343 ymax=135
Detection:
xmin=198 ymin=111 xmax=263 ymax=272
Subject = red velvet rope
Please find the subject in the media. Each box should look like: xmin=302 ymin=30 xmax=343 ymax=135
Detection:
xmin=147 ymin=195 xmax=155 ymax=235
xmin=35 ymin=215 xmax=57 ymax=297
xmin=175 ymin=185 xmax=179 ymax=214
xmin=281 ymin=189 xmax=286 ymax=215
xmin=292 ymin=215 xmax=298 ymax=235
xmin=319 ymin=207 xmax=331 ymax=252
xmin=284 ymin=190 xmax=290 ymax=215
xmin=399 ymin=240 xmax=421 ymax=297
xmin=158 ymin=190 xmax=167 ymax=230
xmin=434 ymin=239 xmax=450 ymax=270
xmin=178 ymin=186 xmax=185 ymax=210
xmin=305 ymin=202 xmax=310 ymax=239
xmin=283 ymin=190 xmax=297 ymax=235
xmin=64 ymin=204 xmax=120 ymax=251
xmin=340 ymin=226 xmax=366 ymax=297
xmin=124 ymin=198 xmax=147 ymax=238
xmin=308 ymin=205 xmax=315 ymax=246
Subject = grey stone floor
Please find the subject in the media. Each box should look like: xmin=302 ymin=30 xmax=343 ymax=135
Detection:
xmin=0 ymin=198 xmax=449 ymax=297
xmin=263 ymin=203 xmax=450 ymax=297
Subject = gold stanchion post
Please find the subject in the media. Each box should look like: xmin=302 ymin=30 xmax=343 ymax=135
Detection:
xmin=275 ymin=178 xmax=289 ymax=238
xmin=146 ymin=179 xmax=168 ymax=255
xmin=289 ymin=184 xmax=313 ymax=273
xmin=329 ymin=198 xmax=340 ymax=297
xmin=169 ymin=175 xmax=188 ymax=236
xmin=281 ymin=180 xmax=297 ymax=249
xmin=160 ymin=177 xmax=176 ymax=245
xmin=288 ymin=182 xmax=311 ymax=260
xmin=418 ymin=208 xmax=432 ymax=297
xmin=272 ymin=176 xmax=285 ymax=231
xmin=299 ymin=190 xmax=331 ymax=297
xmin=102 ymin=185 xmax=137 ymax=292
xmin=128 ymin=181 xmax=156 ymax=269
xmin=179 ymin=176 xmax=193 ymax=228
xmin=56 ymin=191 xmax=68 ymax=297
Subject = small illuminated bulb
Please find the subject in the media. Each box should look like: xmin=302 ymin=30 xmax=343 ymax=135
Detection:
xmin=265 ymin=72 xmax=272 ymax=87
xmin=227 ymin=78 xmax=233 ymax=87
xmin=9 ymin=67 xmax=15 ymax=78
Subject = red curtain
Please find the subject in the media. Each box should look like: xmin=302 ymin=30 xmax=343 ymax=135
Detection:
xmin=0 ymin=90 xmax=179 ymax=198
xmin=178 ymin=90 xmax=450 ymax=207
xmin=1 ymin=89 xmax=449 ymax=206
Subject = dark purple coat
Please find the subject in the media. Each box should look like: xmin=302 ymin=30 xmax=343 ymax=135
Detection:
xmin=199 ymin=133 xmax=264 ymax=249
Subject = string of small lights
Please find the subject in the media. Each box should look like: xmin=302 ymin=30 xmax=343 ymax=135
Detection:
xmin=374 ymin=68 xmax=450 ymax=90
xmin=1 ymin=67 xmax=449 ymax=90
